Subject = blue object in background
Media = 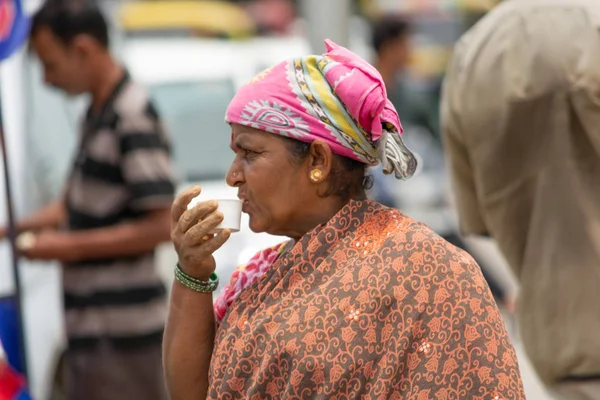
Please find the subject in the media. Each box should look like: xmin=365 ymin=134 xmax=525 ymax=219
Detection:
xmin=0 ymin=297 xmax=24 ymax=374
xmin=0 ymin=296 xmax=32 ymax=399
xmin=0 ymin=0 xmax=30 ymax=61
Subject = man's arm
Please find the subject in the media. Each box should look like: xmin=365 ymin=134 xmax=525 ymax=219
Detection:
xmin=68 ymin=207 xmax=171 ymax=261
xmin=22 ymin=207 xmax=171 ymax=262
xmin=18 ymin=200 xmax=65 ymax=233
xmin=0 ymin=200 xmax=65 ymax=240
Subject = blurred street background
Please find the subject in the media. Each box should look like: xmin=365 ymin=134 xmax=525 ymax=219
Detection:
xmin=0 ymin=0 xmax=557 ymax=398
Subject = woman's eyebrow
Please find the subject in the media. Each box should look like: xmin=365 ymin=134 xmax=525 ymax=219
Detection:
xmin=231 ymin=135 xmax=254 ymax=150
xmin=230 ymin=135 xmax=244 ymax=151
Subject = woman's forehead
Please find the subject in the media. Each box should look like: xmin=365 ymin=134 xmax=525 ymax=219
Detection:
xmin=231 ymin=123 xmax=265 ymax=136
xmin=230 ymin=125 xmax=278 ymax=145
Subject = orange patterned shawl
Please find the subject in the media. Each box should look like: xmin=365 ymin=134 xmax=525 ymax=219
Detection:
xmin=208 ymin=200 xmax=525 ymax=399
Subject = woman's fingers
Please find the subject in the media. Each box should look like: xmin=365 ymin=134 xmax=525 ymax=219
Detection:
xmin=171 ymin=186 xmax=201 ymax=226
xmin=171 ymin=189 xmax=232 ymax=276
xmin=186 ymin=229 xmax=231 ymax=259
xmin=183 ymin=212 xmax=224 ymax=246
xmin=178 ymin=229 xmax=232 ymax=272
xmin=178 ymin=200 xmax=219 ymax=234
xmin=200 ymin=229 xmax=232 ymax=256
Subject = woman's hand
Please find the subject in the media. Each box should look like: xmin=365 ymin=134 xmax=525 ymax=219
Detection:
xmin=171 ymin=186 xmax=231 ymax=280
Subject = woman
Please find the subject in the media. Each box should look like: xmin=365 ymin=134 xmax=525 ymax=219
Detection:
xmin=164 ymin=40 xmax=525 ymax=399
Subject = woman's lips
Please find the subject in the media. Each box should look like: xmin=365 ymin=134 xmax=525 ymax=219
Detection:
xmin=238 ymin=192 xmax=250 ymax=212
xmin=241 ymin=199 xmax=250 ymax=213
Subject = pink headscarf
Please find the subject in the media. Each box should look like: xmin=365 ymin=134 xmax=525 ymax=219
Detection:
xmin=225 ymin=39 xmax=417 ymax=180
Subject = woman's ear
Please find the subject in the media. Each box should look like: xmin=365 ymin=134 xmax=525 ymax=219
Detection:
xmin=307 ymin=140 xmax=333 ymax=183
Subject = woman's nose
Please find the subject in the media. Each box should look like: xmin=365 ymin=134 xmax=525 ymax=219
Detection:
xmin=226 ymin=166 xmax=243 ymax=187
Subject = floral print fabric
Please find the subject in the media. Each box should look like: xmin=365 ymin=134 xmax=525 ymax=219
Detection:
xmin=214 ymin=242 xmax=289 ymax=324
xmin=208 ymin=200 xmax=525 ymax=399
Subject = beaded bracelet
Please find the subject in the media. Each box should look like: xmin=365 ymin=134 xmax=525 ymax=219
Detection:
xmin=174 ymin=263 xmax=219 ymax=293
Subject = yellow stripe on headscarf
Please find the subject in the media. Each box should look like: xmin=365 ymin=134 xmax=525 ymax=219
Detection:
xmin=303 ymin=57 xmax=376 ymax=156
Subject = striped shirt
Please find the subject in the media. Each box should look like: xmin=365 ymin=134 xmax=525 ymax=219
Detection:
xmin=63 ymin=71 xmax=176 ymax=349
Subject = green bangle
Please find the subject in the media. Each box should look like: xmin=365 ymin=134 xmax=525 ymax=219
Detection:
xmin=175 ymin=263 xmax=219 ymax=293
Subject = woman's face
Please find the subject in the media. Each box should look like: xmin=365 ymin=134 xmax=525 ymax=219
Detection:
xmin=226 ymin=124 xmax=320 ymax=238
xmin=227 ymin=124 xmax=314 ymax=236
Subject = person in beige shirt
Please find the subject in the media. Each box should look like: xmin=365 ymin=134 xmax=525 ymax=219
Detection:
xmin=441 ymin=0 xmax=600 ymax=399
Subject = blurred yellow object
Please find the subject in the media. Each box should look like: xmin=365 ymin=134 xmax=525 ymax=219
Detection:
xmin=359 ymin=0 xmax=498 ymax=15
xmin=118 ymin=1 xmax=256 ymax=38
xmin=457 ymin=0 xmax=498 ymax=12
xmin=409 ymin=45 xmax=454 ymax=79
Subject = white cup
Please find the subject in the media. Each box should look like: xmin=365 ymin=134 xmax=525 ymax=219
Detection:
xmin=187 ymin=198 xmax=242 ymax=234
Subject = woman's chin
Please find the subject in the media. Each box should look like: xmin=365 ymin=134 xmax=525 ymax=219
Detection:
xmin=247 ymin=216 xmax=266 ymax=234
xmin=248 ymin=226 xmax=263 ymax=234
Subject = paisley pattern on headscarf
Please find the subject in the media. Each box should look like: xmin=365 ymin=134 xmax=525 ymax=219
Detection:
xmin=225 ymin=39 xmax=417 ymax=180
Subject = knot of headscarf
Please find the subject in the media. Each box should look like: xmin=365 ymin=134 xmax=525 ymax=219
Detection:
xmin=225 ymin=39 xmax=417 ymax=180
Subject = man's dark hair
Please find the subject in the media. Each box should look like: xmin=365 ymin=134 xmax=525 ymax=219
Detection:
xmin=30 ymin=0 xmax=109 ymax=48
xmin=371 ymin=16 xmax=411 ymax=54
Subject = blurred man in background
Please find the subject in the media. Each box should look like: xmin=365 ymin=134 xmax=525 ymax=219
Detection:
xmin=371 ymin=16 xmax=439 ymax=138
xmin=0 ymin=1 xmax=176 ymax=399
xmin=442 ymin=0 xmax=600 ymax=398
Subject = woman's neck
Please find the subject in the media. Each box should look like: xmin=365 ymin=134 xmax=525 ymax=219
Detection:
xmin=287 ymin=195 xmax=365 ymax=241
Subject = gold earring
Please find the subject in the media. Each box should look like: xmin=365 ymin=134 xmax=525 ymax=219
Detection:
xmin=310 ymin=169 xmax=323 ymax=182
